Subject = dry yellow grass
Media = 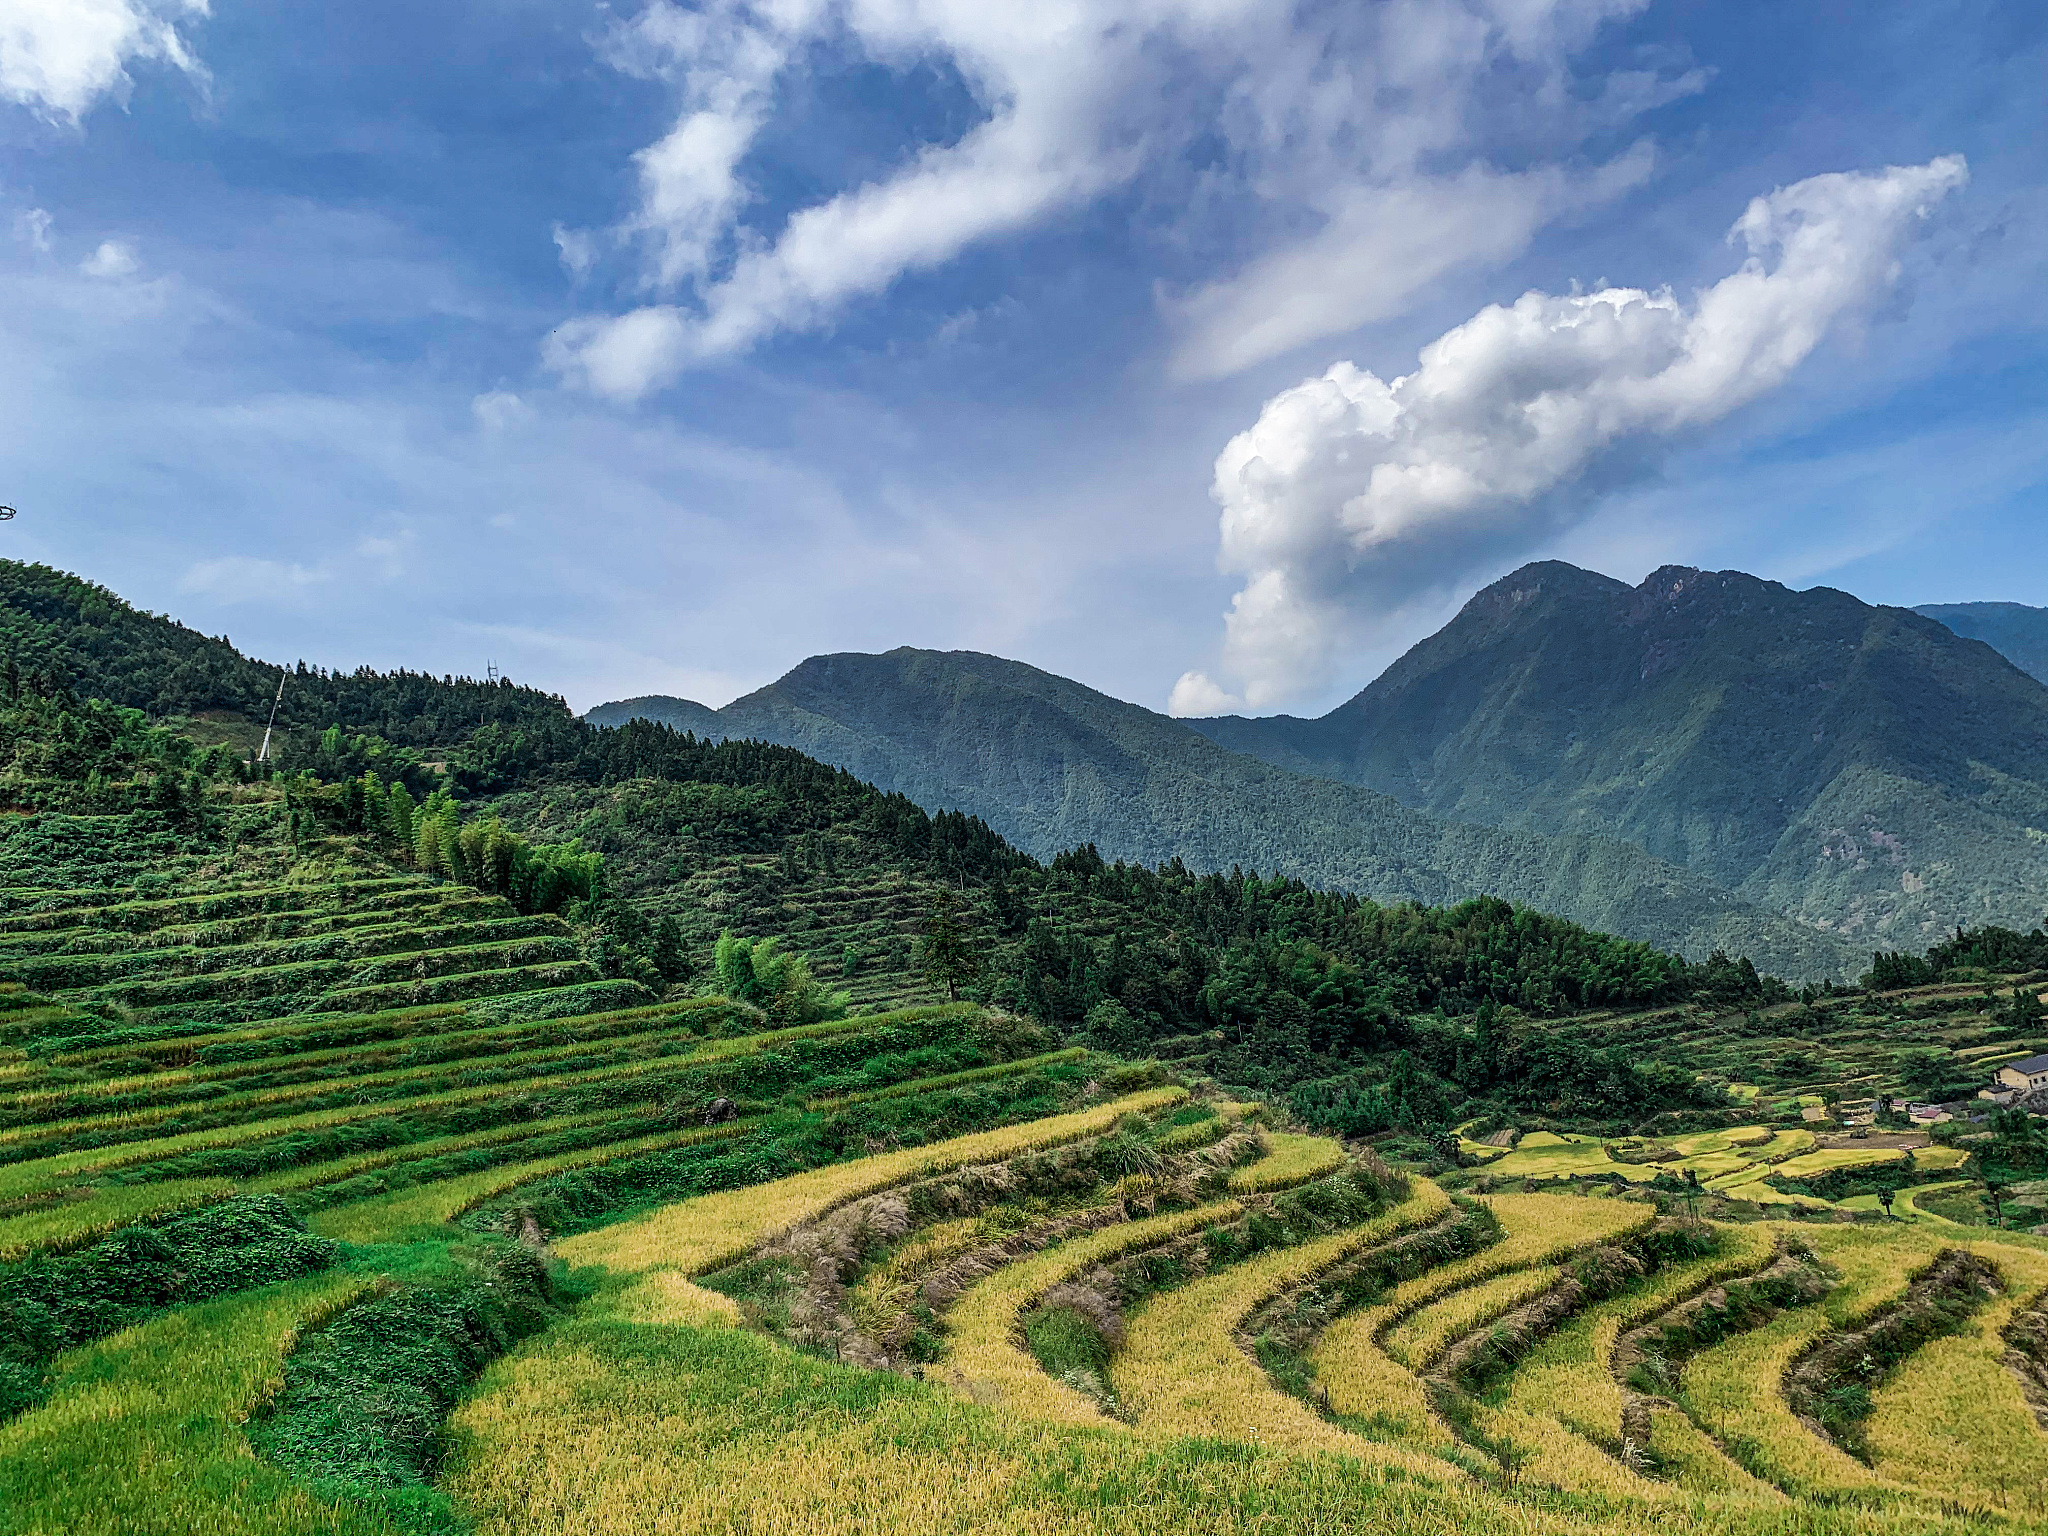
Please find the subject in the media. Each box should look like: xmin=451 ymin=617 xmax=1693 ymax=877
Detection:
xmin=1225 ymin=1132 xmax=1345 ymax=1193
xmin=1864 ymin=1239 xmax=2048 ymax=1515
xmin=1380 ymin=1263 xmax=1561 ymax=1368
xmin=1312 ymin=1191 xmax=1653 ymax=1453
xmin=1770 ymin=1148 xmax=1903 ymax=1180
xmin=1677 ymin=1222 xmax=1956 ymax=1503
xmin=565 ymin=1087 xmax=1186 ymax=1280
xmin=436 ymin=1129 xmax=2020 ymax=1536
xmin=1472 ymin=1221 xmax=1781 ymax=1504
xmin=942 ymin=1201 xmax=1239 ymax=1425
xmin=1111 ymin=1180 xmax=1457 ymax=1476
xmin=444 ymin=1317 xmax=1859 ymax=1536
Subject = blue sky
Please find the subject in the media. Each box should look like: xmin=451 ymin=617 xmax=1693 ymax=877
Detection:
xmin=1 ymin=0 xmax=2041 ymax=716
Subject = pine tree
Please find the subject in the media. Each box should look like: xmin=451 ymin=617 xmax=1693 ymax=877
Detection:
xmin=922 ymin=890 xmax=981 ymax=1002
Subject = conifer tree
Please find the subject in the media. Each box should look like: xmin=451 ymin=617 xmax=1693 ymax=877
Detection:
xmin=922 ymin=889 xmax=981 ymax=1001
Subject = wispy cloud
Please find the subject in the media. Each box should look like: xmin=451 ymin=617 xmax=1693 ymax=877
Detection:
xmin=178 ymin=554 xmax=324 ymax=602
xmin=551 ymin=0 xmax=1701 ymax=400
xmin=1172 ymin=156 xmax=1969 ymax=714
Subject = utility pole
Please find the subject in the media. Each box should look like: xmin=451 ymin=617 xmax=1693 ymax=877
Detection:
xmin=257 ymin=669 xmax=287 ymax=761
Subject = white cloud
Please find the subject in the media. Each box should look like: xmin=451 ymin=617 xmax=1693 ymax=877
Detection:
xmin=556 ymin=0 xmax=1700 ymax=399
xmin=552 ymin=223 xmax=597 ymax=281
xmin=0 ymin=0 xmax=207 ymax=123
xmin=356 ymin=531 xmax=416 ymax=579
xmin=1165 ymin=147 xmax=1656 ymax=382
xmin=1174 ymin=155 xmax=1969 ymax=713
xmin=178 ymin=555 xmax=323 ymax=602
xmin=13 ymin=208 xmax=52 ymax=251
xmin=80 ymin=238 xmax=138 ymax=277
xmin=472 ymin=390 xmax=533 ymax=433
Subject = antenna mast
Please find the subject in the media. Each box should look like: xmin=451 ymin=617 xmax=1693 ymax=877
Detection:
xmin=257 ymin=669 xmax=287 ymax=761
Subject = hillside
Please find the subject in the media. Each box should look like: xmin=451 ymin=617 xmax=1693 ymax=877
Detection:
xmin=588 ymin=651 xmax=1861 ymax=979
xmin=1918 ymin=600 xmax=2048 ymax=684
xmin=2 ymin=659 xmax=2046 ymax=1534
xmin=0 ymin=559 xmax=1804 ymax=1105
xmin=1194 ymin=563 xmax=2048 ymax=950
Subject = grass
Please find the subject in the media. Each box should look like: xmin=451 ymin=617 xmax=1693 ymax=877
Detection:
xmin=1380 ymin=1264 xmax=1562 ymax=1368
xmin=561 ymin=1088 xmax=1187 ymax=1278
xmin=1863 ymin=1244 xmax=2048 ymax=1513
xmin=1111 ymin=1182 xmax=1459 ymax=1474
xmin=0 ymin=1272 xmax=405 ymax=1536
xmin=943 ymin=1202 xmax=1238 ymax=1426
xmin=0 ymin=1176 xmax=236 ymax=1260
xmin=1674 ymin=1223 xmax=1958 ymax=1502
xmin=1473 ymin=1221 xmax=1782 ymax=1503
xmin=804 ymin=1047 xmax=1089 ymax=1108
xmin=1770 ymin=1148 xmax=1904 ymax=1179
xmin=0 ymin=1010 xmax=921 ymax=1165
xmin=1310 ymin=1191 xmax=1654 ymax=1452
xmin=444 ymin=1292 xmax=2023 ymax=1536
xmin=1225 ymin=1132 xmax=1345 ymax=1193
xmin=307 ymin=1119 xmax=764 ymax=1244
xmin=8 ymin=1009 xmax=717 ymax=1114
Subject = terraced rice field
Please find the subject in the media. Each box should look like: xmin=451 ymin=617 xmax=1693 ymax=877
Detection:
xmin=3 ymin=800 xmax=2046 ymax=1536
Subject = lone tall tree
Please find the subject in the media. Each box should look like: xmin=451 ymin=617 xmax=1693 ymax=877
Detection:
xmin=922 ymin=890 xmax=981 ymax=1001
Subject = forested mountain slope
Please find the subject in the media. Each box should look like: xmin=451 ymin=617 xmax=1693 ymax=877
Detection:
xmin=1193 ymin=562 xmax=2048 ymax=949
xmin=588 ymin=650 xmax=1859 ymax=978
xmin=0 ymin=556 xmax=1797 ymax=1106
xmin=1917 ymin=600 xmax=2048 ymax=683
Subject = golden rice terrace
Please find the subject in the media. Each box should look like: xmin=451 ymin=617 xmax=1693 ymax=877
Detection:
xmin=0 ymin=762 xmax=2043 ymax=1535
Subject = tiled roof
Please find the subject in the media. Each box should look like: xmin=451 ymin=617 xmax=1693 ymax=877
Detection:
xmin=2004 ymin=1053 xmax=2048 ymax=1076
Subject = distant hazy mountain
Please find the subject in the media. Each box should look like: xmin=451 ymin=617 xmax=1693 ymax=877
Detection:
xmin=589 ymin=648 xmax=1860 ymax=979
xmin=1193 ymin=563 xmax=2048 ymax=949
xmin=1916 ymin=601 xmax=2048 ymax=685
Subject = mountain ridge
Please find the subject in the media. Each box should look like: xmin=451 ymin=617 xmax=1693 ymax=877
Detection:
xmin=1915 ymin=600 xmax=2048 ymax=684
xmin=1190 ymin=562 xmax=2048 ymax=948
xmin=592 ymin=560 xmax=2048 ymax=967
xmin=588 ymin=646 xmax=1862 ymax=978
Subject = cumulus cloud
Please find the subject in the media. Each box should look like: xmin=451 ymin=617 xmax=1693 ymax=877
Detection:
xmin=553 ymin=0 xmax=1700 ymax=399
xmin=1170 ymin=155 xmax=1968 ymax=716
xmin=79 ymin=238 xmax=139 ymax=277
xmin=0 ymin=0 xmax=207 ymax=123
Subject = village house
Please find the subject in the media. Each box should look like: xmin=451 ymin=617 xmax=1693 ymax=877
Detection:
xmin=1996 ymin=1053 xmax=2048 ymax=1095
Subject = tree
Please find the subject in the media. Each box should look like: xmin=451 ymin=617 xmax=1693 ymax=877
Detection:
xmin=387 ymin=782 xmax=416 ymax=853
xmin=922 ymin=890 xmax=981 ymax=1001
xmin=1084 ymin=999 xmax=1146 ymax=1055
xmin=2007 ymin=983 xmax=2046 ymax=1031
xmin=713 ymin=929 xmax=847 ymax=1025
xmin=649 ymin=914 xmax=688 ymax=984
